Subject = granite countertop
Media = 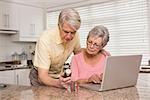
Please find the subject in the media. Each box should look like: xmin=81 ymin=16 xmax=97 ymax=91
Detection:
xmin=0 ymin=73 xmax=150 ymax=100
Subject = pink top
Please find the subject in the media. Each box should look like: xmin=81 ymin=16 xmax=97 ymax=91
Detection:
xmin=71 ymin=51 xmax=108 ymax=81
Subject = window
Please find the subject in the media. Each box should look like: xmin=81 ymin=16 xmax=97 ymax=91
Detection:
xmin=47 ymin=0 xmax=149 ymax=65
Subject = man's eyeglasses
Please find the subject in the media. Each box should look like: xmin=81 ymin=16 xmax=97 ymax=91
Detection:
xmin=59 ymin=25 xmax=76 ymax=35
xmin=87 ymin=41 xmax=102 ymax=49
xmin=62 ymin=28 xmax=76 ymax=35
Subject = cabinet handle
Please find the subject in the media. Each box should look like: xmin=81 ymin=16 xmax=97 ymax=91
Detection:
xmin=30 ymin=24 xmax=35 ymax=34
xmin=7 ymin=14 xmax=10 ymax=28
xmin=3 ymin=14 xmax=7 ymax=27
xmin=30 ymin=24 xmax=33 ymax=34
xmin=33 ymin=24 xmax=35 ymax=33
xmin=16 ymin=74 xmax=19 ymax=85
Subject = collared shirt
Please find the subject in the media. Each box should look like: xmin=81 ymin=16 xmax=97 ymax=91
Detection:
xmin=34 ymin=27 xmax=80 ymax=78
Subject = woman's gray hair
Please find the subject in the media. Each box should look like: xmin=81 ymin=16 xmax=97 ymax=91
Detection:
xmin=58 ymin=8 xmax=81 ymax=31
xmin=87 ymin=25 xmax=109 ymax=47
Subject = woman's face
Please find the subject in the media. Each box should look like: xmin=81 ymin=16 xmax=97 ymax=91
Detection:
xmin=86 ymin=36 xmax=103 ymax=55
xmin=59 ymin=23 xmax=76 ymax=43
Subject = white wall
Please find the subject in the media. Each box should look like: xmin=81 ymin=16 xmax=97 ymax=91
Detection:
xmin=148 ymin=0 xmax=150 ymax=56
xmin=0 ymin=34 xmax=35 ymax=62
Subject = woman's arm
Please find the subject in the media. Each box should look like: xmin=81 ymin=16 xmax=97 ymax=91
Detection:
xmin=88 ymin=74 xmax=103 ymax=84
xmin=75 ymin=74 xmax=103 ymax=84
xmin=76 ymin=79 xmax=88 ymax=84
xmin=71 ymin=56 xmax=79 ymax=82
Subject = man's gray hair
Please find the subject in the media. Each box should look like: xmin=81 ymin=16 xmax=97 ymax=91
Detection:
xmin=58 ymin=8 xmax=81 ymax=31
xmin=87 ymin=25 xmax=110 ymax=47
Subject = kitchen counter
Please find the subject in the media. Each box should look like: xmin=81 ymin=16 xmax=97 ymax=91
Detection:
xmin=0 ymin=73 xmax=150 ymax=100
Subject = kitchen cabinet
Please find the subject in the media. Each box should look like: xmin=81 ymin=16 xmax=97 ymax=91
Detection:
xmin=14 ymin=69 xmax=31 ymax=86
xmin=0 ymin=1 xmax=44 ymax=41
xmin=0 ymin=69 xmax=31 ymax=86
xmin=12 ymin=5 xmax=44 ymax=42
xmin=0 ymin=2 xmax=19 ymax=30
xmin=0 ymin=70 xmax=15 ymax=84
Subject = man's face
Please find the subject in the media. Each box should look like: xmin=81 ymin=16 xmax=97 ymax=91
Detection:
xmin=59 ymin=23 xmax=76 ymax=43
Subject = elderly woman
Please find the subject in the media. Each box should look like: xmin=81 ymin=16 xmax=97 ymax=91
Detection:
xmin=29 ymin=8 xmax=81 ymax=88
xmin=71 ymin=25 xmax=110 ymax=84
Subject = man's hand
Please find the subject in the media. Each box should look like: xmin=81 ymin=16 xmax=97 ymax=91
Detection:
xmin=59 ymin=76 xmax=71 ymax=88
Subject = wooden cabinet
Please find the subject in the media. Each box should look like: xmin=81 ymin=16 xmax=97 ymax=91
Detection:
xmin=0 ymin=2 xmax=19 ymax=30
xmin=0 ymin=69 xmax=31 ymax=86
xmin=11 ymin=5 xmax=44 ymax=42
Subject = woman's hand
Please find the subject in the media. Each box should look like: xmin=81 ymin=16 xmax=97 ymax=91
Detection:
xmin=88 ymin=74 xmax=103 ymax=84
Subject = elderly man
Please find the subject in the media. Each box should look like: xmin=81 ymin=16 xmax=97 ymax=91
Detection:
xmin=29 ymin=8 xmax=81 ymax=88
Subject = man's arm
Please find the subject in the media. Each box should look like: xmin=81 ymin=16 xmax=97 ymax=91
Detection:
xmin=38 ymin=68 xmax=71 ymax=88
xmin=38 ymin=68 xmax=62 ymax=88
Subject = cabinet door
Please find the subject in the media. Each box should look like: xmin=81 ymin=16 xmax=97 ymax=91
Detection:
xmin=15 ymin=69 xmax=31 ymax=86
xmin=0 ymin=2 xmax=5 ymax=29
xmin=0 ymin=2 xmax=19 ymax=30
xmin=18 ymin=5 xmax=44 ymax=41
xmin=5 ymin=3 xmax=19 ymax=30
xmin=0 ymin=70 xmax=15 ymax=84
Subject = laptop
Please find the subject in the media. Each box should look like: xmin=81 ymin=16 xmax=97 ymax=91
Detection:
xmin=80 ymin=55 xmax=142 ymax=91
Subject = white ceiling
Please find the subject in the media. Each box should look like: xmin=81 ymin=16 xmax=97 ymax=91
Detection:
xmin=1 ymin=0 xmax=111 ymax=10
xmin=0 ymin=0 xmax=89 ymax=8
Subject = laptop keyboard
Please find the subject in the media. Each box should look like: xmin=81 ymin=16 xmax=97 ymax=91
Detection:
xmin=80 ymin=83 xmax=101 ymax=91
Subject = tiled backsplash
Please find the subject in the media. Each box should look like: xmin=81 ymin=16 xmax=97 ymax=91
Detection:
xmin=0 ymin=34 xmax=36 ymax=62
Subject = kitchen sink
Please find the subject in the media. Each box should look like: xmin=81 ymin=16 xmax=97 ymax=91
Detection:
xmin=0 ymin=65 xmax=13 ymax=70
xmin=0 ymin=84 xmax=7 ymax=90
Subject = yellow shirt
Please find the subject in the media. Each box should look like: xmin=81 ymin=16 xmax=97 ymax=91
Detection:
xmin=34 ymin=27 xmax=80 ymax=78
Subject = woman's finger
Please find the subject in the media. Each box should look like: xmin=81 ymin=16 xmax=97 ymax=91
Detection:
xmin=92 ymin=74 xmax=101 ymax=83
